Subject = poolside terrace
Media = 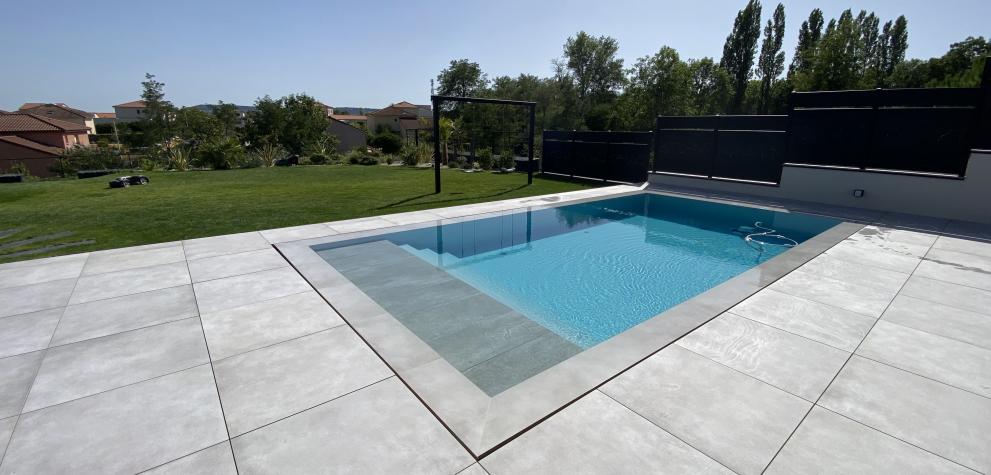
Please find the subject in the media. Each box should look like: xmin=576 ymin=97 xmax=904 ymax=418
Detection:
xmin=1 ymin=184 xmax=989 ymax=474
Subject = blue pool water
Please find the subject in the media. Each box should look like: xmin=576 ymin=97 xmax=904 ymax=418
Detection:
xmin=317 ymin=193 xmax=839 ymax=349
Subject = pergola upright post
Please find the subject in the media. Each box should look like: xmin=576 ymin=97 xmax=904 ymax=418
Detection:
xmin=527 ymin=104 xmax=536 ymax=184
xmin=432 ymin=97 xmax=441 ymax=194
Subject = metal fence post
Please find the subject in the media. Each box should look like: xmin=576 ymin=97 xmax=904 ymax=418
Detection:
xmin=527 ymin=104 xmax=535 ymax=184
xmin=432 ymin=98 xmax=441 ymax=193
xmin=710 ymin=115 xmax=719 ymax=179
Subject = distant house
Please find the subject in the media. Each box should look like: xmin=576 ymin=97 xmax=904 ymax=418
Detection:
xmin=316 ymin=102 xmax=334 ymax=117
xmin=18 ymin=103 xmax=96 ymax=134
xmin=366 ymin=101 xmax=432 ymax=134
xmin=113 ymin=100 xmax=147 ymax=123
xmin=0 ymin=113 xmax=91 ymax=177
xmin=93 ymin=112 xmax=117 ymax=126
xmin=330 ymin=114 xmax=367 ymax=127
xmin=328 ymin=118 xmax=367 ymax=153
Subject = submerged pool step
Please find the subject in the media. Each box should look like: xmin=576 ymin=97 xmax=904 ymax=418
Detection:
xmin=319 ymin=240 xmax=581 ymax=396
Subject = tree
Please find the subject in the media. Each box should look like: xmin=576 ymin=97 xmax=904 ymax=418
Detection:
xmin=789 ymin=9 xmax=824 ymax=77
xmin=720 ymin=0 xmax=763 ymax=112
xmin=245 ymin=96 xmax=285 ymax=147
xmin=756 ymin=3 xmax=786 ymax=113
xmin=623 ymin=46 xmax=691 ymax=129
xmin=555 ymin=32 xmax=625 ymax=123
xmin=807 ymin=10 xmax=861 ymax=90
xmin=687 ymin=58 xmax=732 ymax=115
xmin=138 ymin=73 xmax=175 ymax=146
xmin=212 ymin=102 xmax=239 ymax=137
xmin=436 ymin=59 xmax=488 ymax=97
xmin=281 ymin=94 xmax=331 ymax=156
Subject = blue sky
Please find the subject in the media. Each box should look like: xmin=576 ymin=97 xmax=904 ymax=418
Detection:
xmin=1 ymin=0 xmax=987 ymax=112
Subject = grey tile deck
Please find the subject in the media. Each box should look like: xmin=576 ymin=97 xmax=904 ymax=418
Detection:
xmin=24 ymin=317 xmax=209 ymax=411
xmin=143 ymin=442 xmax=238 ymax=475
xmin=213 ymin=326 xmax=392 ymax=436
xmin=201 ymin=290 xmax=344 ymax=360
xmin=231 ymin=377 xmax=473 ymax=474
xmin=482 ymin=391 xmax=732 ymax=474
xmin=765 ymin=406 xmax=975 ymax=475
xmin=51 ymin=284 xmax=198 ymax=346
xmin=819 ymin=356 xmax=991 ymax=473
xmin=1 ymin=365 xmax=227 ymax=474
xmin=602 ymin=345 xmax=811 ymax=474
xmin=1 ymin=184 xmax=989 ymax=473
xmin=676 ymin=313 xmax=849 ymax=401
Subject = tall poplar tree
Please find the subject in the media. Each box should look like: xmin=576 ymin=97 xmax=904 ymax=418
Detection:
xmin=720 ymin=0 xmax=763 ymax=113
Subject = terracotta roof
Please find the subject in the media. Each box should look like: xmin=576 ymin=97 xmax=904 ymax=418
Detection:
xmin=0 ymin=113 xmax=90 ymax=133
xmin=19 ymin=102 xmax=65 ymax=110
xmin=0 ymin=135 xmax=63 ymax=156
xmin=330 ymin=114 xmax=367 ymax=121
xmin=392 ymin=101 xmax=418 ymax=108
xmin=93 ymin=112 xmax=117 ymax=119
xmin=114 ymin=100 xmax=146 ymax=108
xmin=367 ymin=105 xmax=419 ymax=117
xmin=18 ymin=103 xmax=94 ymax=119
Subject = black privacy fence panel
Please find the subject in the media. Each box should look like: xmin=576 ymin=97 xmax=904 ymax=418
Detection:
xmin=789 ymin=86 xmax=985 ymax=176
xmin=541 ymin=131 xmax=652 ymax=183
xmin=654 ymin=115 xmax=788 ymax=183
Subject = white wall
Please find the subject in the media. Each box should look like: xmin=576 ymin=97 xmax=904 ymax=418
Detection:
xmin=648 ymin=152 xmax=991 ymax=224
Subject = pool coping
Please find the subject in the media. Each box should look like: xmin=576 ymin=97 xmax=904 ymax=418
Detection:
xmin=277 ymin=190 xmax=864 ymax=457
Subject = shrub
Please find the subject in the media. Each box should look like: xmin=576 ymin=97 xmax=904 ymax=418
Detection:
xmin=370 ymin=132 xmax=402 ymax=154
xmin=450 ymin=157 xmax=467 ymax=169
xmin=496 ymin=149 xmax=515 ymax=170
xmin=51 ymin=146 xmax=126 ymax=176
xmin=168 ymin=146 xmax=191 ymax=171
xmin=399 ymin=143 xmax=431 ymax=166
xmin=251 ymin=142 xmax=285 ymax=167
xmin=476 ymin=148 xmax=494 ymax=170
xmin=9 ymin=162 xmax=31 ymax=178
xmin=346 ymin=149 xmax=379 ymax=165
xmin=194 ymin=138 xmax=245 ymax=170
xmin=308 ymin=153 xmax=329 ymax=165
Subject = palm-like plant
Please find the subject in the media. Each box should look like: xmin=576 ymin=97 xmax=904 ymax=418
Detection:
xmin=438 ymin=117 xmax=456 ymax=165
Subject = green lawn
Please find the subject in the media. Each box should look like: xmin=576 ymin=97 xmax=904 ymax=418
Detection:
xmin=0 ymin=166 xmax=596 ymax=264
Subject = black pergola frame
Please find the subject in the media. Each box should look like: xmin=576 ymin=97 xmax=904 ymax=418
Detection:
xmin=431 ymin=95 xmax=537 ymax=193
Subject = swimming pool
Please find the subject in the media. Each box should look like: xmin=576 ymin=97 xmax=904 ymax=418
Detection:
xmin=312 ymin=193 xmax=839 ymax=396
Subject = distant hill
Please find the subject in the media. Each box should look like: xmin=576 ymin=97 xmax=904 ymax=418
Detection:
xmin=332 ymin=106 xmax=377 ymax=115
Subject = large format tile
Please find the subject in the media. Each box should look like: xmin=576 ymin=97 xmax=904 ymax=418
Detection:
xmin=213 ymin=327 xmax=391 ymax=436
xmin=602 ymin=345 xmax=810 ymax=475
xmin=799 ymin=254 xmax=910 ymax=293
xmin=0 ymin=416 xmax=15 ymax=461
xmin=51 ymin=285 xmax=198 ymax=346
xmin=82 ymin=242 xmax=185 ymax=276
xmin=0 ymin=351 xmax=44 ymax=418
xmin=1 ymin=365 xmax=227 ymax=475
xmin=824 ymin=240 xmax=923 ymax=273
xmin=143 ymin=442 xmax=237 ymax=475
xmin=900 ymin=275 xmax=991 ymax=316
xmin=766 ymin=406 xmax=974 ymax=475
xmin=0 ymin=257 xmax=85 ymax=290
xmin=845 ymin=226 xmax=937 ymax=253
xmin=857 ymin=320 xmax=991 ymax=397
xmin=0 ymin=308 xmax=61 ymax=358
xmin=193 ymin=267 xmax=311 ymax=314
xmin=820 ymin=356 xmax=991 ymax=473
xmin=933 ymin=235 xmax=991 ymax=257
xmin=231 ymin=377 xmax=472 ymax=474
xmin=24 ymin=318 xmax=209 ymax=411
xmin=259 ymin=223 xmax=337 ymax=244
xmin=770 ymin=269 xmax=898 ymax=317
xmin=916 ymin=248 xmax=991 ymax=291
xmin=182 ymin=232 xmax=270 ymax=261
xmin=68 ymin=261 xmax=191 ymax=305
xmin=677 ymin=314 xmax=849 ymax=401
xmin=882 ymin=295 xmax=991 ymax=349
xmin=482 ymin=391 xmax=731 ymax=475
xmin=326 ymin=216 xmax=395 ymax=234
xmin=202 ymin=291 xmax=344 ymax=360
xmin=730 ymin=288 xmax=875 ymax=351
xmin=0 ymin=278 xmax=75 ymax=318
xmin=187 ymin=248 xmax=287 ymax=283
